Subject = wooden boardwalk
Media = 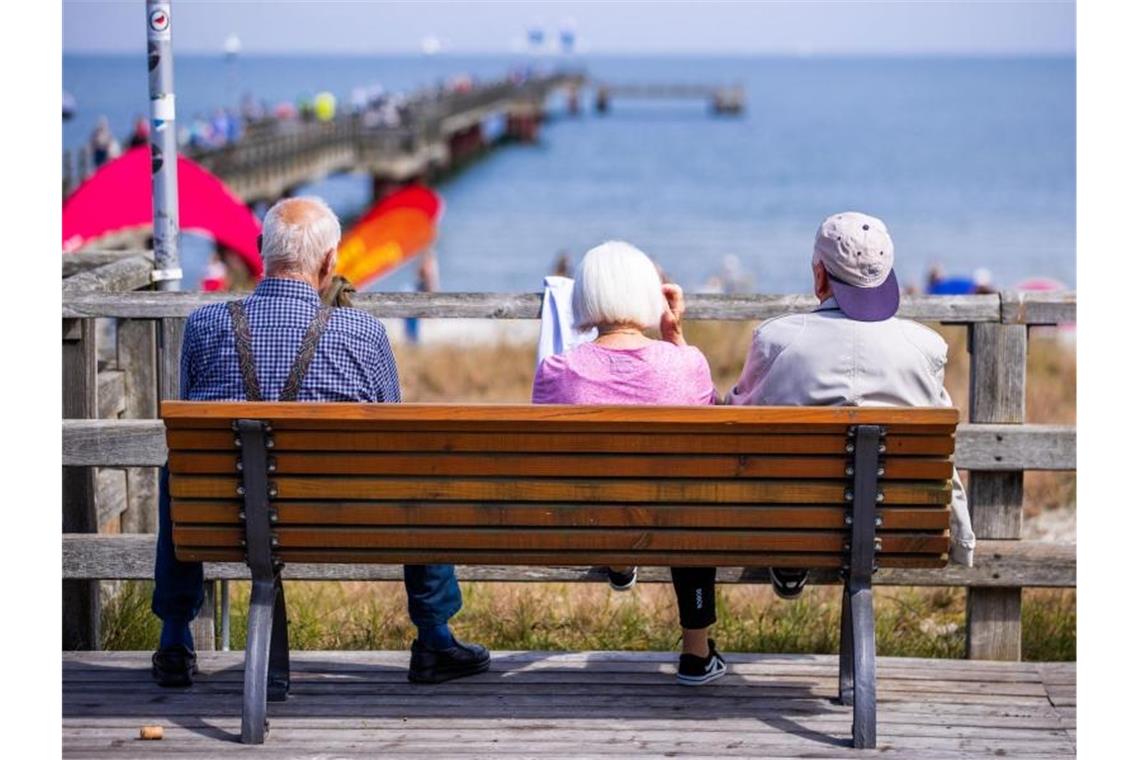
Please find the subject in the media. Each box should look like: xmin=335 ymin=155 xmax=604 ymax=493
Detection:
xmin=63 ymin=651 xmax=1074 ymax=758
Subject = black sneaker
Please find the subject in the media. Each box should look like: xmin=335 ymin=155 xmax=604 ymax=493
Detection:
xmin=408 ymin=637 xmax=491 ymax=684
xmin=676 ymin=639 xmax=727 ymax=686
xmin=151 ymin=644 xmax=198 ymax=688
xmin=607 ymin=566 xmax=637 ymax=591
xmin=771 ymin=568 xmax=809 ymax=600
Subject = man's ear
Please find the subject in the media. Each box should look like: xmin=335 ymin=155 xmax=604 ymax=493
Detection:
xmin=321 ymin=249 xmax=336 ymax=277
xmin=812 ymin=261 xmax=830 ymax=300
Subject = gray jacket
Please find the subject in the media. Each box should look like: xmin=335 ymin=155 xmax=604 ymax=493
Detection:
xmin=725 ymin=298 xmax=975 ymax=566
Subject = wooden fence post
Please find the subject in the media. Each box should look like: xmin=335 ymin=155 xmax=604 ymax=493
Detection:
xmin=118 ymin=319 xmax=158 ymax=533
xmin=63 ymin=318 xmax=100 ymax=649
xmin=158 ymin=317 xmax=215 ymax=650
xmin=966 ymin=322 xmax=1028 ymax=660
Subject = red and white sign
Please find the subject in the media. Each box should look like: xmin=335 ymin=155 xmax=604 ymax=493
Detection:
xmin=148 ymin=5 xmax=171 ymax=38
xmin=149 ymin=9 xmax=169 ymax=32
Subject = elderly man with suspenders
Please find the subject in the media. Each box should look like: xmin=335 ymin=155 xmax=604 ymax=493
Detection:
xmin=150 ymin=196 xmax=490 ymax=688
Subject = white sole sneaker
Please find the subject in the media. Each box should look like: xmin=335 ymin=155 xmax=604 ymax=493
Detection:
xmin=607 ymin=567 xmax=637 ymax=591
xmin=676 ymin=653 xmax=727 ymax=686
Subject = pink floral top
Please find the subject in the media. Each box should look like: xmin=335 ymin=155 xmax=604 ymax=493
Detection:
xmin=532 ymin=341 xmax=718 ymax=406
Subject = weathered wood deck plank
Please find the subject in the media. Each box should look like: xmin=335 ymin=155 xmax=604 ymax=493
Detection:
xmin=63 ymin=652 xmax=1075 ymax=758
xmin=61 ymin=255 xmax=154 ymax=295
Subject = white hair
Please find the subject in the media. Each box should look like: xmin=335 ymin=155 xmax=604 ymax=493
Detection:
xmin=572 ymin=241 xmax=667 ymax=331
xmin=260 ymin=196 xmax=341 ymax=276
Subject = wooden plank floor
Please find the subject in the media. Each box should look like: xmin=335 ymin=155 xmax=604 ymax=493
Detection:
xmin=64 ymin=651 xmax=1075 ymax=758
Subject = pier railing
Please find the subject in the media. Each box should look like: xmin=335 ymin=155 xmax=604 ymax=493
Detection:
xmin=61 ymin=252 xmax=1076 ymax=660
xmin=63 ymin=73 xmax=584 ymax=203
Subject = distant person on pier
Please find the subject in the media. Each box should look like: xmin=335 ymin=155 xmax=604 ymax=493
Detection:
xmin=972 ymin=268 xmax=996 ymax=295
xmin=88 ymin=116 xmax=120 ymax=167
xmin=927 ymin=263 xmax=996 ymax=295
xmin=531 ymin=241 xmax=727 ymax=687
xmin=127 ymin=115 xmax=149 ymax=148
xmin=552 ymin=251 xmax=572 ymax=277
xmin=150 ymin=196 xmax=489 ymax=689
xmin=404 ymin=250 xmax=440 ymax=345
xmin=723 ymin=211 xmax=976 ymax=599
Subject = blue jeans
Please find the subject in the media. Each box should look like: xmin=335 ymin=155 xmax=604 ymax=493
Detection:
xmin=152 ymin=466 xmax=463 ymax=634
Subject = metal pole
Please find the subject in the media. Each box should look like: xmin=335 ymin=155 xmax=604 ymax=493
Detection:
xmin=146 ymin=1 xmax=181 ymax=290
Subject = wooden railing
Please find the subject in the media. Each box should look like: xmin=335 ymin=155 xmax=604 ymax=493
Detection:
xmin=61 ymin=252 xmax=1076 ymax=660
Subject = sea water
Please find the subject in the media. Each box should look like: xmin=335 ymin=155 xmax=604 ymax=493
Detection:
xmin=63 ymin=54 xmax=1075 ymax=294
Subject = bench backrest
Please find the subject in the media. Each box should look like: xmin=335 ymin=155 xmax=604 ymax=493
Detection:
xmin=162 ymin=402 xmax=957 ymax=569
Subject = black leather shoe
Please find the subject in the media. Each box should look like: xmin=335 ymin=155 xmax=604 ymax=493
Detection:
xmin=151 ymin=644 xmax=198 ymax=688
xmin=408 ymin=637 xmax=490 ymax=684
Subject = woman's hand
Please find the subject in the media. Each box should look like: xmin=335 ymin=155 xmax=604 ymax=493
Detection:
xmin=660 ymin=283 xmax=686 ymax=346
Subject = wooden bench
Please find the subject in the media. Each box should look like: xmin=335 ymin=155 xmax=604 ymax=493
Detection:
xmin=162 ymin=401 xmax=957 ymax=747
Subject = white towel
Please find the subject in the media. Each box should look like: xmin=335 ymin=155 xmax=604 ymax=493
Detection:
xmin=536 ymin=276 xmax=596 ymax=369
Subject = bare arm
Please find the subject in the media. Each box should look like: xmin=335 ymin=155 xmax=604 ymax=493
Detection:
xmin=660 ymin=283 xmax=686 ymax=346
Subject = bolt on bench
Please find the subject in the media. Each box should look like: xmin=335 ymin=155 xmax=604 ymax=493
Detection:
xmin=162 ymin=402 xmax=957 ymax=747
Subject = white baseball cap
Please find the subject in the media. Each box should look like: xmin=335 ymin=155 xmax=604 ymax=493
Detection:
xmin=813 ymin=211 xmax=899 ymax=322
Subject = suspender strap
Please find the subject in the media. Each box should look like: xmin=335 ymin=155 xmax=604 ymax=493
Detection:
xmin=227 ymin=300 xmax=333 ymax=402
xmin=279 ymin=305 xmax=333 ymax=402
xmin=227 ymin=300 xmax=263 ymax=402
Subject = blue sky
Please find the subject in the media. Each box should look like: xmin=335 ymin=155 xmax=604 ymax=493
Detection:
xmin=64 ymin=1 xmax=1075 ymax=56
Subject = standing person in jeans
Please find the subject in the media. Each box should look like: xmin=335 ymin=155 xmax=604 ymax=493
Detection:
xmin=531 ymin=241 xmax=727 ymax=686
xmin=726 ymin=211 xmax=976 ymax=599
xmin=151 ymin=196 xmax=489 ymax=687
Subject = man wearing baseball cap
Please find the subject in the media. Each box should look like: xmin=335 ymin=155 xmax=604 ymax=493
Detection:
xmin=726 ymin=211 xmax=975 ymax=598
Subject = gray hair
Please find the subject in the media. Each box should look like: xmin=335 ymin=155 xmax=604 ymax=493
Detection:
xmin=260 ymin=196 xmax=341 ymax=277
xmin=572 ymin=240 xmax=667 ymax=331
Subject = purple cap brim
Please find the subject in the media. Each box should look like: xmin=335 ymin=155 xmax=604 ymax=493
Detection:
xmin=828 ymin=269 xmax=900 ymax=322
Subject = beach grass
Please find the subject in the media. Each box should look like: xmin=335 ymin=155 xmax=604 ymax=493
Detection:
xmin=101 ymin=579 xmax=1075 ymax=661
xmin=103 ymin=321 xmax=1075 ymax=659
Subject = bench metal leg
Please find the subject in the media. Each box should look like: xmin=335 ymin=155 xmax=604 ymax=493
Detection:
xmin=848 ymin=581 xmax=877 ymax=749
xmin=235 ymin=419 xmax=279 ymax=745
xmin=839 ymin=424 xmax=881 ymax=749
xmin=242 ymin=576 xmax=275 ymax=744
xmin=268 ymin=575 xmax=290 ymax=702
xmin=838 ymin=585 xmax=854 ymax=706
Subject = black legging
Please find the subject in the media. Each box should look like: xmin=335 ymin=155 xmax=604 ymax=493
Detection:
xmin=670 ymin=566 xmax=717 ymax=629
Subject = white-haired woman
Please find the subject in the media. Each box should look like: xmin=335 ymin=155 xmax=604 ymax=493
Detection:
xmin=531 ymin=241 xmax=726 ymax=686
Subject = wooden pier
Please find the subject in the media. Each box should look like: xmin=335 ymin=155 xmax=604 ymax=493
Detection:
xmin=64 ymin=651 xmax=1074 ymax=758
xmin=61 ymin=253 xmax=1076 ymax=755
xmin=62 ymin=72 xmax=584 ymax=205
xmin=593 ymin=83 xmax=745 ymax=114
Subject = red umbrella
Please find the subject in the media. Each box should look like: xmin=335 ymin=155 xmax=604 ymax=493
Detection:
xmin=62 ymin=146 xmax=263 ymax=277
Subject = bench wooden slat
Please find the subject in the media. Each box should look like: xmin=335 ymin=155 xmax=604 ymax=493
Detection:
xmin=167 ymin=430 xmax=955 ymax=456
xmin=173 ymin=547 xmax=948 ymax=569
xmin=167 ymin=451 xmax=955 ymax=480
xmin=161 ymin=401 xmax=960 ymax=429
xmin=163 ymin=418 xmax=959 ymax=435
xmin=168 ymin=475 xmax=953 ymax=504
xmin=163 ymin=403 xmax=957 ymax=590
xmin=173 ymin=525 xmax=949 ymax=554
xmin=172 ymin=501 xmax=952 ymax=530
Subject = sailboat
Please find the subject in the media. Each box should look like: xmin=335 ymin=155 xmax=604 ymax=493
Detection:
xmin=224 ymin=34 xmax=241 ymax=60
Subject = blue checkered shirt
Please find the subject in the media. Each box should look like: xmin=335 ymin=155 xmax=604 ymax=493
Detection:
xmin=180 ymin=278 xmax=401 ymax=403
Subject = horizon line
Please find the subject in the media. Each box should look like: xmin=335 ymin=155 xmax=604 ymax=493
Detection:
xmin=62 ymin=49 xmax=1077 ymax=59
